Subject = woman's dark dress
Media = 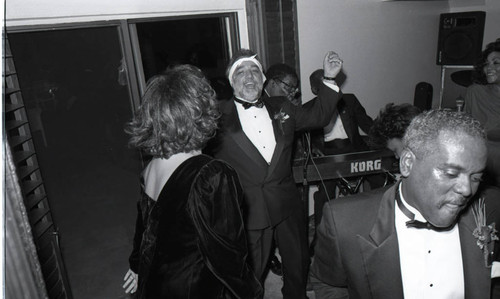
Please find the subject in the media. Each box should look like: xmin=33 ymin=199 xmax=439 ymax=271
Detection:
xmin=128 ymin=155 xmax=262 ymax=298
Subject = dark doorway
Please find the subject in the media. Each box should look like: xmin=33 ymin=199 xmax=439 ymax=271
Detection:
xmin=8 ymin=14 xmax=237 ymax=299
xmin=135 ymin=16 xmax=233 ymax=101
xmin=9 ymin=26 xmax=143 ymax=298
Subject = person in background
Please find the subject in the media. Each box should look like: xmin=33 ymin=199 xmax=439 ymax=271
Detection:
xmin=464 ymin=37 xmax=500 ymax=187
xmin=261 ymin=62 xmax=302 ymax=277
xmin=264 ymin=63 xmax=306 ymax=160
xmin=307 ymin=69 xmax=373 ymax=156
xmin=368 ymin=103 xmax=422 ymax=159
xmin=263 ymin=63 xmax=301 ymax=106
xmin=122 ymin=65 xmax=262 ymax=299
xmin=307 ymin=69 xmax=375 ymax=255
xmin=310 ymin=109 xmax=500 ymax=299
xmin=206 ymin=48 xmax=343 ymax=299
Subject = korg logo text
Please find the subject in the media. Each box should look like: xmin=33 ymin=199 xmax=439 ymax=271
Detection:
xmin=350 ymin=159 xmax=382 ymax=173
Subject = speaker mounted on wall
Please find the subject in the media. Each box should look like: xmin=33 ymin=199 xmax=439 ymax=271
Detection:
xmin=436 ymin=11 xmax=486 ymax=66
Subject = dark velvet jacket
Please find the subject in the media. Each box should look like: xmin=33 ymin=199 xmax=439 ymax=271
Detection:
xmin=129 ymin=155 xmax=262 ymax=299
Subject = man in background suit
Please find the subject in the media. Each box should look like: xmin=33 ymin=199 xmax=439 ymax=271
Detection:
xmin=261 ymin=62 xmax=301 ymax=277
xmin=207 ymin=48 xmax=343 ymax=298
xmin=264 ymin=63 xmax=301 ymax=106
xmin=310 ymin=109 xmax=500 ymax=299
xmin=307 ymin=69 xmax=373 ymax=156
xmin=306 ymin=69 xmax=375 ymax=255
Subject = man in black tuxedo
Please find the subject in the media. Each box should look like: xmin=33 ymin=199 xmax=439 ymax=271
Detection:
xmin=261 ymin=62 xmax=301 ymax=277
xmin=306 ymin=69 xmax=375 ymax=254
xmin=310 ymin=109 xmax=500 ymax=299
xmin=207 ymin=49 xmax=343 ymax=298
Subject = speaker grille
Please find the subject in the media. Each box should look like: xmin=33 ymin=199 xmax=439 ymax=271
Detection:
xmin=443 ymin=32 xmax=474 ymax=60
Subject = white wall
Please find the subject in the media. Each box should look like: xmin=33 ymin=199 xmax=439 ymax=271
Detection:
xmin=5 ymin=0 xmax=499 ymax=116
xmin=5 ymin=0 xmax=250 ymax=48
xmin=297 ymin=0 xmax=499 ymax=117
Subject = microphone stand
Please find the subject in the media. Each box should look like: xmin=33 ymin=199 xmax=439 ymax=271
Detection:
xmin=302 ymin=132 xmax=311 ymax=187
xmin=301 ymin=132 xmax=312 ymax=241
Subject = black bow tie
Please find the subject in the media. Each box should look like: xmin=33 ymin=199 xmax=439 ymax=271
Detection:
xmin=234 ymin=97 xmax=264 ymax=109
xmin=395 ymin=185 xmax=451 ymax=231
xmin=405 ymin=219 xmax=438 ymax=230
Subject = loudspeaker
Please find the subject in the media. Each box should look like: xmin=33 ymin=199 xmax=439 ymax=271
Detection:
xmin=436 ymin=11 xmax=486 ymax=66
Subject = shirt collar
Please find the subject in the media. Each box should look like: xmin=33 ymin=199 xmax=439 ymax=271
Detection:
xmin=399 ymin=183 xmax=426 ymax=222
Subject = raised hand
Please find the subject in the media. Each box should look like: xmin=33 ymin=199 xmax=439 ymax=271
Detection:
xmin=323 ymin=51 xmax=343 ymax=79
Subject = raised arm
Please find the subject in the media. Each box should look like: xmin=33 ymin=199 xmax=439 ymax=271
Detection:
xmin=295 ymin=51 xmax=343 ymax=131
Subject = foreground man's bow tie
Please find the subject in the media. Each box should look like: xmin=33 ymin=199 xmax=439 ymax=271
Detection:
xmin=405 ymin=219 xmax=439 ymax=230
xmin=395 ymin=187 xmax=452 ymax=232
xmin=234 ymin=98 xmax=264 ymax=109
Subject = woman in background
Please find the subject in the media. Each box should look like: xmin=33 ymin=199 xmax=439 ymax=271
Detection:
xmin=122 ymin=65 xmax=262 ymax=298
xmin=464 ymin=38 xmax=500 ymax=187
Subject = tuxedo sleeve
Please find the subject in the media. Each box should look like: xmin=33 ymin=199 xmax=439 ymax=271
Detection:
xmin=484 ymin=186 xmax=500 ymax=262
xmin=310 ymin=202 xmax=349 ymax=299
xmin=349 ymin=94 xmax=373 ymax=135
xmin=294 ymin=82 xmax=342 ymax=132
xmin=482 ymin=186 xmax=500 ymax=298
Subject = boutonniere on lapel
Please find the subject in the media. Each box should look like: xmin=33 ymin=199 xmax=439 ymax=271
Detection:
xmin=471 ymin=196 xmax=499 ymax=268
xmin=273 ymin=108 xmax=290 ymax=135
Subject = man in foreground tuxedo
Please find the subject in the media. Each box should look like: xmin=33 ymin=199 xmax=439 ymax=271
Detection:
xmin=310 ymin=109 xmax=500 ymax=299
xmin=206 ymin=48 xmax=343 ymax=298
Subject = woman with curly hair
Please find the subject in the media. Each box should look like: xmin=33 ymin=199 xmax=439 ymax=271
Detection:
xmin=465 ymin=38 xmax=500 ymax=187
xmin=122 ymin=64 xmax=262 ymax=298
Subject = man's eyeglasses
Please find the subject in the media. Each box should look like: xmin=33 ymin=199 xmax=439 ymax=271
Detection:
xmin=274 ymin=78 xmax=299 ymax=95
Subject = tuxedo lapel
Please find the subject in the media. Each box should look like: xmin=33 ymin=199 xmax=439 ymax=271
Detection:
xmin=367 ymin=188 xmax=397 ymax=245
xmin=265 ymin=104 xmax=286 ymax=178
xmin=459 ymin=208 xmax=491 ymax=298
xmin=358 ymin=185 xmax=404 ymax=298
xmin=352 ymin=184 xmax=490 ymax=299
xmin=338 ymin=106 xmax=355 ymax=142
xmin=338 ymin=102 xmax=362 ymax=146
xmin=222 ymin=97 xmax=289 ymax=178
xmin=222 ymin=100 xmax=269 ymax=168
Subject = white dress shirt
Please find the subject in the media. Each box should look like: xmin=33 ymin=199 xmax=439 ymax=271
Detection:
xmin=323 ymin=110 xmax=348 ymax=142
xmin=235 ymin=102 xmax=276 ymax=164
xmin=235 ymin=81 xmax=339 ymax=164
xmin=395 ymin=186 xmax=465 ymax=299
xmin=320 ymin=79 xmax=344 ymax=142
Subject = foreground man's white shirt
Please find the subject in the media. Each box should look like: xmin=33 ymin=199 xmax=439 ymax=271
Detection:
xmin=395 ymin=187 xmax=464 ymax=299
xmin=493 ymin=261 xmax=500 ymax=278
